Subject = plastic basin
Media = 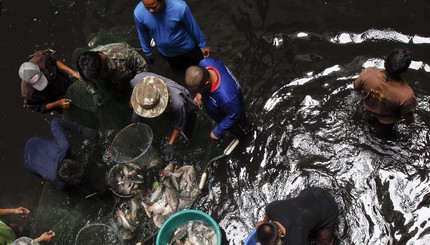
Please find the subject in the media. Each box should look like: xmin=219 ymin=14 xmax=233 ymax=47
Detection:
xmin=244 ymin=229 xmax=259 ymax=245
xmin=156 ymin=209 xmax=221 ymax=245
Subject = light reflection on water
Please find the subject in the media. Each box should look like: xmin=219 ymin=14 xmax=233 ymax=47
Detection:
xmin=8 ymin=0 xmax=430 ymax=244
xmin=212 ymin=53 xmax=430 ymax=243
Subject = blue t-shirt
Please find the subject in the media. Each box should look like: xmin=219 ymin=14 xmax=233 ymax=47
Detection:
xmin=199 ymin=57 xmax=246 ymax=138
xmin=134 ymin=0 xmax=207 ymax=57
xmin=24 ymin=118 xmax=81 ymax=190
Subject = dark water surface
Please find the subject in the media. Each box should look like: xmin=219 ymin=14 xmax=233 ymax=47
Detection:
xmin=1 ymin=0 xmax=430 ymax=244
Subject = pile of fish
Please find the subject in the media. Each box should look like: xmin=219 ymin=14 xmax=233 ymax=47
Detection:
xmin=168 ymin=221 xmax=218 ymax=245
xmin=142 ymin=163 xmax=200 ymax=228
xmin=114 ymin=198 xmax=141 ymax=240
xmin=109 ymin=163 xmax=144 ymax=197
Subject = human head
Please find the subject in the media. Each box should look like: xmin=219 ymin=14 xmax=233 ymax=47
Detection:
xmin=18 ymin=62 xmax=48 ymax=91
xmin=57 ymin=159 xmax=84 ymax=185
xmin=76 ymin=51 xmax=103 ymax=83
xmin=131 ymin=76 xmax=169 ymax=118
xmin=142 ymin=0 xmax=165 ymax=14
xmin=384 ymin=48 xmax=411 ymax=76
xmin=256 ymin=222 xmax=281 ymax=245
xmin=185 ymin=65 xmax=211 ymax=92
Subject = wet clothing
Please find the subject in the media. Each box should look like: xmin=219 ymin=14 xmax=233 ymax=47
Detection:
xmin=354 ymin=67 xmax=417 ymax=124
xmin=131 ymin=72 xmax=197 ymax=133
xmin=134 ymin=0 xmax=207 ymax=58
xmin=265 ymin=187 xmax=339 ymax=245
xmin=0 ymin=220 xmax=16 ymax=245
xmin=84 ymin=43 xmax=148 ymax=93
xmin=161 ymin=44 xmax=204 ymax=71
xmin=199 ymin=57 xmax=247 ymax=138
xmin=24 ymin=118 xmax=82 ymax=190
xmin=20 ymin=51 xmax=72 ymax=113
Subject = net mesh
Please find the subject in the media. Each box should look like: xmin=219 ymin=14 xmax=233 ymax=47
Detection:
xmin=30 ymin=28 xmax=219 ymax=244
xmin=74 ymin=223 xmax=123 ymax=245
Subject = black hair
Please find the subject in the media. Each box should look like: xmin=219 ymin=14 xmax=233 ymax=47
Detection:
xmin=57 ymin=158 xmax=84 ymax=185
xmin=385 ymin=48 xmax=411 ymax=76
xmin=185 ymin=65 xmax=210 ymax=91
xmin=76 ymin=51 xmax=103 ymax=82
xmin=256 ymin=222 xmax=279 ymax=245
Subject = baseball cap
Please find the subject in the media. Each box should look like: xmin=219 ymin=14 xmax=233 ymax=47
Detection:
xmin=131 ymin=76 xmax=169 ymax=118
xmin=18 ymin=62 xmax=48 ymax=91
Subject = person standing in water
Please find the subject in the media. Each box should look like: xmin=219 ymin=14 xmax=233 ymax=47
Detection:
xmin=130 ymin=72 xmax=197 ymax=160
xmin=185 ymin=57 xmax=249 ymax=141
xmin=354 ymin=48 xmax=417 ymax=138
xmin=255 ymin=187 xmax=339 ymax=245
xmin=134 ymin=0 xmax=210 ymax=73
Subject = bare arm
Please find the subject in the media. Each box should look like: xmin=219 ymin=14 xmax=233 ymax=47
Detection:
xmin=56 ymin=60 xmax=80 ymax=79
xmin=0 ymin=207 xmax=30 ymax=216
xmin=33 ymin=231 xmax=55 ymax=243
xmin=168 ymin=128 xmax=181 ymax=145
xmin=45 ymin=99 xmax=71 ymax=111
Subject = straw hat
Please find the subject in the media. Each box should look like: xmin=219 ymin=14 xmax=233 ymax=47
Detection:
xmin=131 ymin=76 xmax=169 ymax=118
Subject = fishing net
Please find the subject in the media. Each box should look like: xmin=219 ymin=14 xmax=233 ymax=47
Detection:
xmin=107 ymin=163 xmax=144 ymax=198
xmin=86 ymin=26 xmax=140 ymax=49
xmin=65 ymin=80 xmax=96 ymax=112
xmin=74 ymin=223 xmax=123 ymax=245
xmin=109 ymin=123 xmax=162 ymax=169
xmin=71 ymin=26 xmax=140 ymax=65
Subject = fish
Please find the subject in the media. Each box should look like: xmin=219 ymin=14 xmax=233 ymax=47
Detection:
xmin=147 ymin=184 xmax=164 ymax=204
xmin=169 ymin=224 xmax=188 ymax=245
xmin=115 ymin=209 xmax=134 ymax=231
xmin=114 ymin=164 xmax=142 ymax=196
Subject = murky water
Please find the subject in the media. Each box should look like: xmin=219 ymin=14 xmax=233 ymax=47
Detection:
xmin=1 ymin=0 xmax=430 ymax=244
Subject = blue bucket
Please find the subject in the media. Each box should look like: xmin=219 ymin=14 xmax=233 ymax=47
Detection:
xmin=156 ymin=209 xmax=222 ymax=245
xmin=244 ymin=229 xmax=260 ymax=245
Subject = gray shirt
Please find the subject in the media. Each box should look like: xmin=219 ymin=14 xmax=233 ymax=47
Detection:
xmin=130 ymin=72 xmax=197 ymax=131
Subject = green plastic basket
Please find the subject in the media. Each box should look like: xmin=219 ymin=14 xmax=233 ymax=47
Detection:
xmin=156 ymin=209 xmax=222 ymax=245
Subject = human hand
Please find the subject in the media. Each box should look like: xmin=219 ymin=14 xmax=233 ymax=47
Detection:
xmin=201 ymin=47 xmax=210 ymax=58
xmin=57 ymin=98 xmax=71 ymax=109
xmin=14 ymin=207 xmax=30 ymax=217
xmin=92 ymin=93 xmax=103 ymax=107
xmin=194 ymin=93 xmax=203 ymax=109
xmin=72 ymin=70 xmax=81 ymax=80
xmin=210 ymin=131 xmax=219 ymax=141
xmin=165 ymin=144 xmax=175 ymax=161
xmin=35 ymin=230 xmax=55 ymax=243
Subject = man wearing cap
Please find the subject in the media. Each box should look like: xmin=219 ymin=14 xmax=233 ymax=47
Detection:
xmin=19 ymin=50 xmax=80 ymax=113
xmin=185 ymin=57 xmax=249 ymax=141
xmin=76 ymin=42 xmax=148 ymax=106
xmin=133 ymin=0 xmax=210 ymax=71
xmin=130 ymin=72 xmax=197 ymax=160
xmin=255 ymin=187 xmax=339 ymax=245
xmin=24 ymin=118 xmax=98 ymax=191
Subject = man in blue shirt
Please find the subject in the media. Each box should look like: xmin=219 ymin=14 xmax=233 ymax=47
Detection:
xmin=134 ymin=0 xmax=210 ymax=71
xmin=24 ymin=118 xmax=97 ymax=190
xmin=130 ymin=73 xmax=197 ymax=160
xmin=185 ymin=57 xmax=249 ymax=141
